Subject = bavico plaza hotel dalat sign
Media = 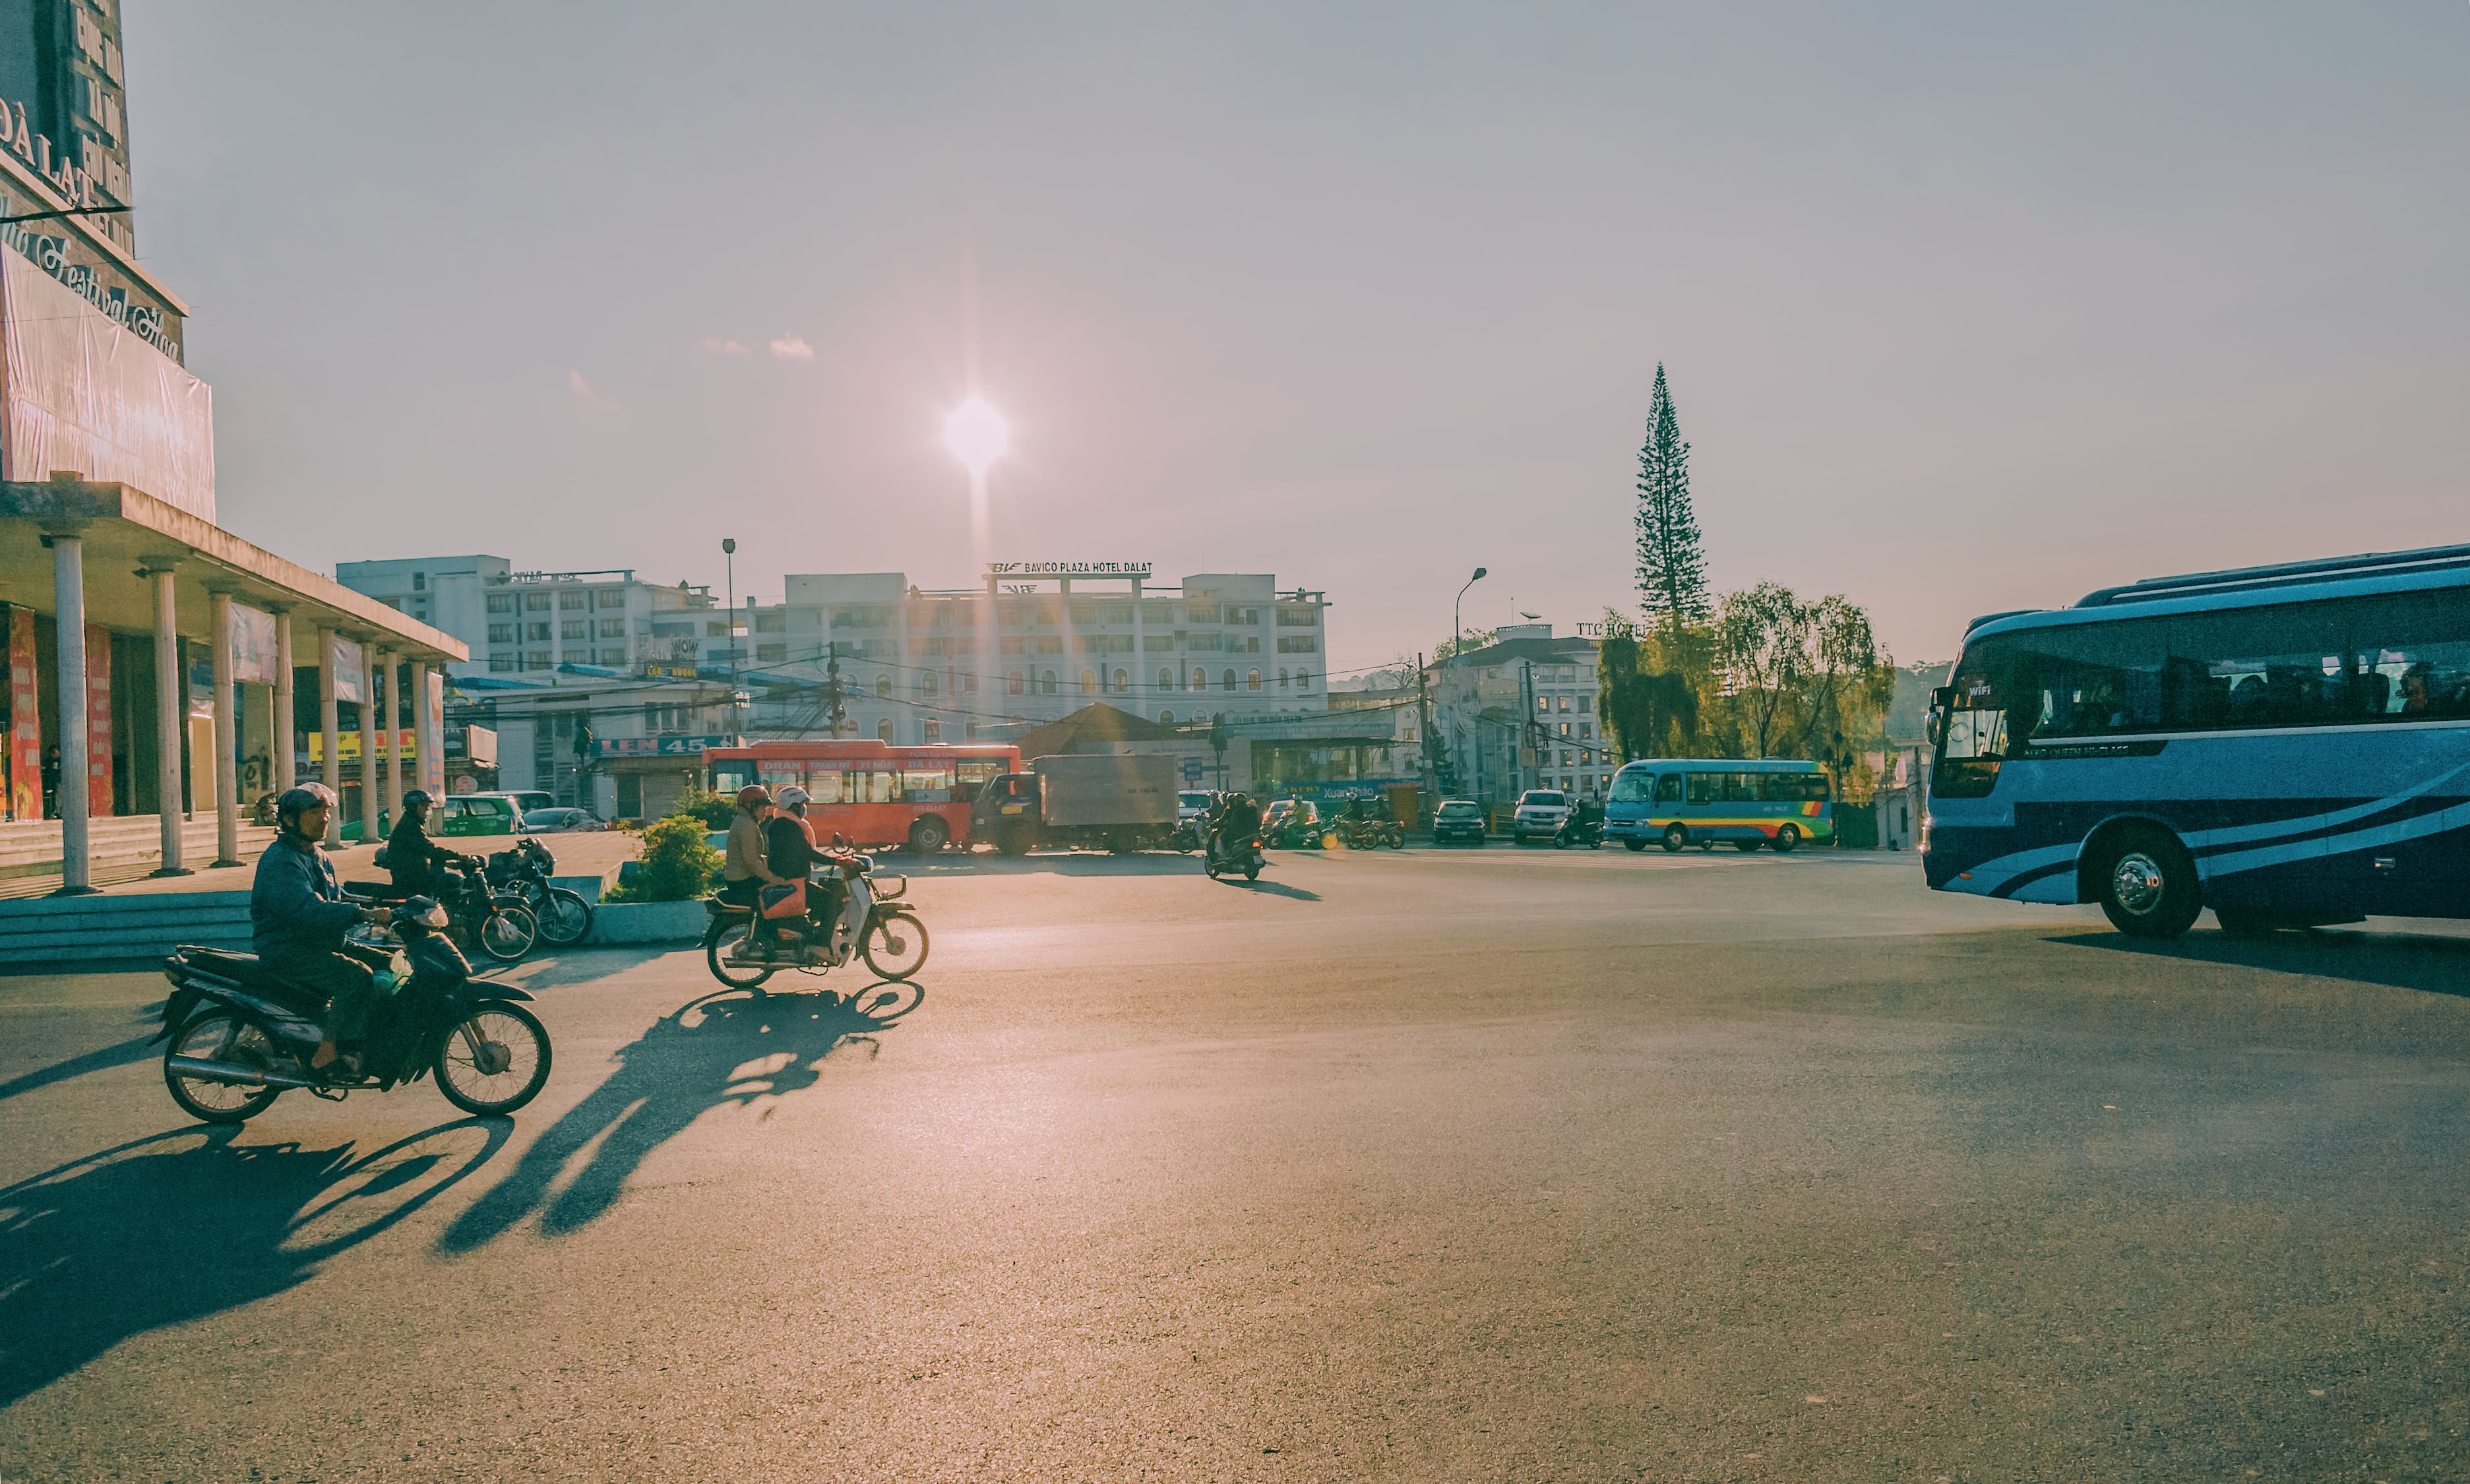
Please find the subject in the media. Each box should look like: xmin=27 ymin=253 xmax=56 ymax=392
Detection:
xmin=986 ymin=562 xmax=1153 ymax=577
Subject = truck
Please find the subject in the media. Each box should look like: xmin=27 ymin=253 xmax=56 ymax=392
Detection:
xmin=970 ymin=754 xmax=1181 ymax=855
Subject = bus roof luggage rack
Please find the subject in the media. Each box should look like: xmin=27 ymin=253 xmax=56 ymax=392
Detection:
xmin=2076 ymin=543 xmax=2470 ymax=609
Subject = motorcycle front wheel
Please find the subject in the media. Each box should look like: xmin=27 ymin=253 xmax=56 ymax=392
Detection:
xmin=861 ymin=910 xmax=930 ymax=981
xmin=164 ymin=1012 xmax=284 ymax=1125
xmin=534 ymin=888 xmax=593 ymax=947
xmin=704 ymin=918 xmax=779 ymax=989
xmin=475 ymin=905 xmax=537 ymax=962
xmin=435 ymin=1001 xmax=553 ymax=1115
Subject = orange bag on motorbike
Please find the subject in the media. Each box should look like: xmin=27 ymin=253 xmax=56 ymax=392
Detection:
xmin=760 ymin=881 xmax=808 ymax=919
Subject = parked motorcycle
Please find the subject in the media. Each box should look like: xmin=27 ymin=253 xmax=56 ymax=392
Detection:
xmin=351 ymin=855 xmax=538 ymax=962
xmin=156 ymin=897 xmax=553 ymax=1125
xmin=1553 ymin=813 xmax=1605 ymax=850
xmin=1338 ymin=814 xmax=1405 ymax=850
xmin=487 ymin=836 xmax=594 ymax=947
xmin=701 ymin=852 xmax=929 ymax=991
xmin=1204 ymin=832 xmax=1268 ymax=882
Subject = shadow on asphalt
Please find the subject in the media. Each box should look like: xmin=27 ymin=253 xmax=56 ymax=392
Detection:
xmin=0 ymin=1033 xmax=157 ymax=1105
xmin=1218 ymin=877 xmax=1322 ymax=902
xmin=0 ymin=1119 xmax=510 ymax=1408
xmin=491 ymin=945 xmax=671 ymax=994
xmin=439 ymin=986 xmax=918 ymax=1252
xmin=2049 ymin=928 xmax=2470 ymax=999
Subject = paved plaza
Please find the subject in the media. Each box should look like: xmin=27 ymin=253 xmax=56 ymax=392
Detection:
xmin=4 ymin=844 xmax=2466 ymax=1480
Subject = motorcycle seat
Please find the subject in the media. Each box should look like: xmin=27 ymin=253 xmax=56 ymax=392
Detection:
xmin=179 ymin=946 xmax=295 ymax=990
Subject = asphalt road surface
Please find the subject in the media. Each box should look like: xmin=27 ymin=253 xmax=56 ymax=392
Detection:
xmin=4 ymin=843 xmax=2467 ymax=1481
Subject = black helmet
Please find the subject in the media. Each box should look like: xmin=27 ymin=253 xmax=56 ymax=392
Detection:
xmin=275 ymin=786 xmax=330 ymax=836
xmin=403 ymin=788 xmax=435 ymax=811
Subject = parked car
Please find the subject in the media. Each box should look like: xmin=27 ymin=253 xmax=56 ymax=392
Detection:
xmin=1512 ymin=789 xmax=1572 ymax=844
xmin=1431 ymin=798 xmax=1487 ymax=846
xmin=522 ymin=807 xmax=607 ymax=834
xmin=433 ymin=793 xmax=522 ymax=838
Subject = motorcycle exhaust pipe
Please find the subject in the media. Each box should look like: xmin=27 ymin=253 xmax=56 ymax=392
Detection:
xmin=164 ymin=1055 xmax=319 ymax=1091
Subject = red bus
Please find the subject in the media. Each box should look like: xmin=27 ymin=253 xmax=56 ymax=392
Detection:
xmin=704 ymin=739 xmax=1018 ymax=853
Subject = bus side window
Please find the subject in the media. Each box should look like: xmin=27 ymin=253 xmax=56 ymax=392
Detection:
xmin=809 ymin=770 xmax=844 ymax=805
xmin=1655 ymin=774 xmax=1683 ymax=804
xmin=1685 ymin=772 xmax=1718 ymax=805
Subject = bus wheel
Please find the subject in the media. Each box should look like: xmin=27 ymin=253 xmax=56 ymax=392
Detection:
xmin=1772 ymin=824 xmax=1801 ymax=853
xmin=1662 ymin=824 xmax=1688 ymax=853
xmin=908 ymin=816 xmax=949 ymax=853
xmin=2093 ymin=828 xmax=2202 ymax=939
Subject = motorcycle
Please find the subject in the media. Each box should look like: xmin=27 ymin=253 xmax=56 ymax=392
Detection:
xmin=352 ymin=855 xmax=538 ymax=962
xmin=1338 ymin=814 xmax=1405 ymax=850
xmin=1204 ymin=831 xmax=1267 ymax=882
xmin=155 ymin=897 xmax=554 ymax=1125
xmin=486 ymin=836 xmax=594 ymax=947
xmin=701 ymin=851 xmax=930 ymax=991
xmin=1553 ymin=813 xmax=1605 ymax=850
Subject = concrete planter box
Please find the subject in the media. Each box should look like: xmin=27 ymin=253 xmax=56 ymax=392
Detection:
xmin=584 ymin=899 xmax=709 ymax=946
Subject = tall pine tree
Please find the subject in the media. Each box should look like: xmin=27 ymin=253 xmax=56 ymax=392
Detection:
xmin=1634 ymin=363 xmax=1709 ymax=634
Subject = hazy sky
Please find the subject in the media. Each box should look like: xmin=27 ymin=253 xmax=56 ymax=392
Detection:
xmin=126 ymin=3 xmax=2467 ymax=675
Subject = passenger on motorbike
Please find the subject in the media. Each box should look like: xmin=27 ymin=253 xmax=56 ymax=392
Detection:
xmin=751 ymin=785 xmax=824 ymax=960
xmin=1212 ymin=791 xmax=1263 ymax=866
xmin=386 ymin=788 xmax=456 ymax=898
xmin=250 ymin=785 xmax=392 ymax=1078
xmin=722 ymin=784 xmax=785 ymax=916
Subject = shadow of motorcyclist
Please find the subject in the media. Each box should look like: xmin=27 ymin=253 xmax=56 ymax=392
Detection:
xmin=0 ymin=1118 xmax=509 ymax=1408
xmin=440 ymin=987 xmax=908 ymax=1252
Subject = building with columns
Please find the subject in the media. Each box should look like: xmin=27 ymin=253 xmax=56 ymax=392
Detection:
xmin=0 ymin=15 xmax=460 ymax=891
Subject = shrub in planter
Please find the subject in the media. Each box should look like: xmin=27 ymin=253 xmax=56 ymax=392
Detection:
xmin=671 ymin=785 xmax=740 ymax=830
xmin=604 ymin=813 xmax=722 ymax=902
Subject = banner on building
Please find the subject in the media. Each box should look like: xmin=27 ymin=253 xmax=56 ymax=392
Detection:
xmin=308 ymin=729 xmax=416 ymax=764
xmin=229 ymin=603 xmax=279 ymax=685
xmin=7 ymin=607 xmax=38 ymax=820
xmin=84 ymin=626 xmax=111 ymax=814
xmin=425 ymin=669 xmax=448 ymax=792
xmin=328 ymin=633 xmax=365 ymax=704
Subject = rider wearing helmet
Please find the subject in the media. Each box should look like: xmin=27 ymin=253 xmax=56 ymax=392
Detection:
xmin=1212 ymin=790 xmax=1263 ymax=865
xmin=386 ymin=788 xmax=456 ymax=898
xmin=722 ymin=783 xmax=784 ymax=917
xmin=250 ymin=784 xmax=391 ymax=1078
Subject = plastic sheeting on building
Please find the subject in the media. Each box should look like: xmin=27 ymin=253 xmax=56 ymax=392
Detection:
xmin=0 ymin=250 xmax=214 ymax=522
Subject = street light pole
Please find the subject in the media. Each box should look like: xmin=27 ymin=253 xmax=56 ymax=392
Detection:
xmin=722 ymin=537 xmax=739 ymax=739
xmin=1452 ymin=565 xmax=1487 ymax=803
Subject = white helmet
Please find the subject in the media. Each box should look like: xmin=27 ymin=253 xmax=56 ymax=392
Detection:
xmin=776 ymin=786 xmax=810 ymax=808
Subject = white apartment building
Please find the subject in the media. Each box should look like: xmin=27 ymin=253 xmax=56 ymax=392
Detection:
xmin=1429 ymin=624 xmax=1613 ymax=802
xmin=758 ymin=569 xmax=1332 ymax=747
xmin=334 ymin=555 xmax=724 ymax=679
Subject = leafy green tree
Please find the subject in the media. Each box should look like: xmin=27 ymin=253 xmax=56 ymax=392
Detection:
xmin=1634 ymin=364 xmax=1709 ymax=637
xmin=1799 ymin=595 xmax=1897 ymax=772
xmin=1597 ymin=615 xmax=1699 ymax=760
xmin=1712 ymin=583 xmax=1813 ymax=758
xmin=1433 ymin=627 xmax=1497 ymax=664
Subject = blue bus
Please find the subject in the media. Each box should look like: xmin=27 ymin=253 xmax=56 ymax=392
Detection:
xmin=1923 ymin=544 xmax=2470 ymax=937
xmin=1604 ymin=758 xmax=1834 ymax=852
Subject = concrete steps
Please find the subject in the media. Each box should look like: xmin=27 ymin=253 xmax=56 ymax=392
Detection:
xmin=0 ymin=816 xmax=276 ymax=893
xmin=0 ymin=889 xmax=253 ymax=967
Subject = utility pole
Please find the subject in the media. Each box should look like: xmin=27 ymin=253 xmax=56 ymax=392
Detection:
xmin=825 ymin=642 xmax=846 ymax=738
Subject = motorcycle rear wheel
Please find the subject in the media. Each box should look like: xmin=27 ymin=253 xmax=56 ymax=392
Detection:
xmin=476 ymin=905 xmax=538 ymax=962
xmin=862 ymin=910 xmax=930 ymax=981
xmin=705 ymin=919 xmax=778 ymax=989
xmin=535 ymin=888 xmax=594 ymax=946
xmin=164 ymin=1012 xmax=284 ymax=1124
xmin=435 ymin=1001 xmax=553 ymax=1115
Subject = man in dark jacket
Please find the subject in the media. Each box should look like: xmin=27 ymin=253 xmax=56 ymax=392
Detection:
xmin=387 ymin=789 xmax=456 ymax=898
xmin=253 ymin=786 xmax=390 ymax=1076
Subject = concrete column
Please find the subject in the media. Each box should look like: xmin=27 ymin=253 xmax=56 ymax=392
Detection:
xmin=357 ymin=641 xmax=379 ymax=846
xmin=318 ymin=628 xmax=343 ymax=848
xmin=49 ymin=531 xmax=95 ymax=894
xmin=210 ymin=590 xmax=242 ymax=867
xmin=1130 ymin=576 xmax=1146 ymax=715
xmin=272 ymin=611 xmax=295 ymax=793
xmin=411 ymin=659 xmax=436 ymax=797
xmin=376 ymin=648 xmax=400 ymax=824
xmin=149 ymin=567 xmax=190 ymax=875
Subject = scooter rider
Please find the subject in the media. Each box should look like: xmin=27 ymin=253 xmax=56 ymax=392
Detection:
xmin=251 ymin=785 xmax=392 ymax=1078
xmin=1211 ymin=791 xmax=1263 ymax=866
xmin=386 ymin=788 xmax=457 ymax=898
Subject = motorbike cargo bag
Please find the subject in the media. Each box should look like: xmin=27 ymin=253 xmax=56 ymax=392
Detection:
xmin=761 ymin=881 xmax=808 ymax=920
